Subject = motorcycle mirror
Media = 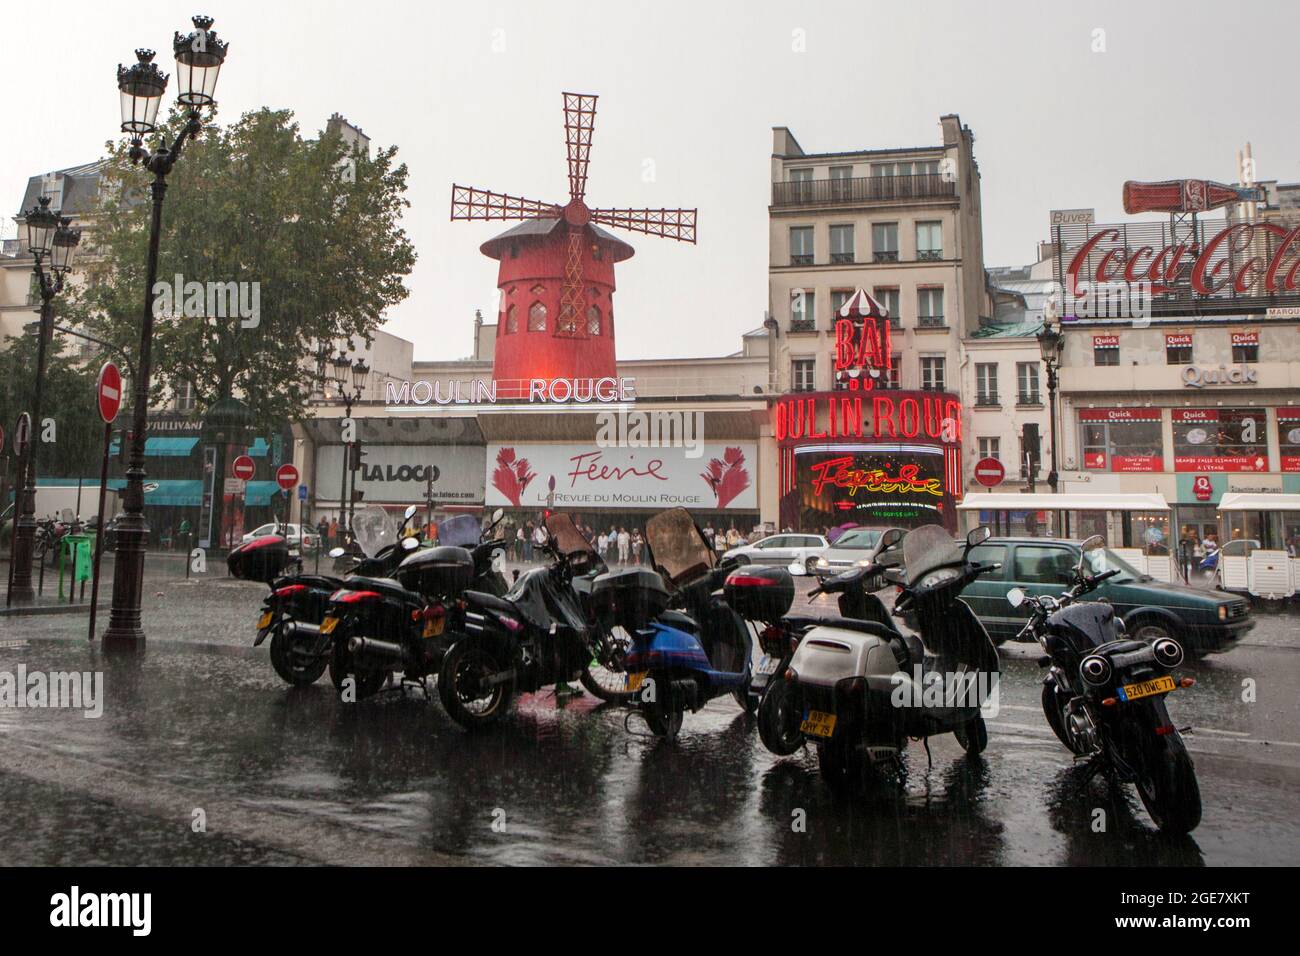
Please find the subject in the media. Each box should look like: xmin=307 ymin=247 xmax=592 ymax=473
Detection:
xmin=492 ymin=507 xmax=504 ymax=524
xmin=1007 ymin=587 xmax=1026 ymax=608
xmin=404 ymin=505 xmax=418 ymax=520
xmin=966 ymin=526 xmax=991 ymax=548
xmin=328 ymin=547 xmax=345 ymax=558
xmin=401 ymin=536 xmax=419 ymax=551
xmin=787 ymin=560 xmax=806 ymax=577
xmin=1078 ymin=534 xmax=1104 ymax=575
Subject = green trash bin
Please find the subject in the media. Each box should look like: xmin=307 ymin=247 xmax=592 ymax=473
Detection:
xmin=58 ymin=533 xmax=93 ymax=601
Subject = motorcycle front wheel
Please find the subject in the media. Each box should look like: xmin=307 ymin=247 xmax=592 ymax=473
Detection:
xmin=640 ymin=671 xmax=683 ymax=739
xmin=1041 ymin=681 xmax=1083 ymax=754
xmin=580 ymin=625 xmax=636 ymax=703
xmin=438 ymin=640 xmax=512 ymax=731
xmin=757 ymin=677 xmax=803 ymax=756
xmin=269 ymin=623 xmax=329 ymax=686
xmin=953 ymin=714 xmax=988 ymax=756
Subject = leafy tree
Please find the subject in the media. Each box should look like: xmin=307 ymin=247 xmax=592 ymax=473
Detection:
xmin=72 ymin=107 xmax=416 ymax=434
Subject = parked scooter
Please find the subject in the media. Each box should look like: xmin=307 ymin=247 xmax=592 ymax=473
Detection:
xmin=325 ymin=509 xmax=511 ymax=701
xmin=755 ymin=528 xmax=906 ymax=756
xmin=605 ymin=507 xmax=789 ymax=739
xmin=1013 ymin=535 xmax=1202 ymax=834
xmin=785 ymin=525 xmax=1002 ymax=787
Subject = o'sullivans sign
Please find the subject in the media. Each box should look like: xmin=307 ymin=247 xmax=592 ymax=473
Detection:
xmin=386 ymin=376 xmax=636 ymax=407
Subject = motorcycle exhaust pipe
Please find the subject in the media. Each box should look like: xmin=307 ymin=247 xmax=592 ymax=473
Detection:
xmin=347 ymin=636 xmax=408 ymax=666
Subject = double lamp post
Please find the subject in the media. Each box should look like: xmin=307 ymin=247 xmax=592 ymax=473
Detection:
xmin=315 ymin=344 xmax=369 ymax=539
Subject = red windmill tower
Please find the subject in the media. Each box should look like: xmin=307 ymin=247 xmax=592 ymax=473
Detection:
xmin=451 ymin=93 xmax=696 ymax=398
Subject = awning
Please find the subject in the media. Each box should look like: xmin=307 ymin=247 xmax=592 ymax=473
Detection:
xmin=107 ymin=436 xmax=200 ymax=457
xmin=958 ymin=492 xmax=1170 ymax=512
xmin=1217 ymin=493 xmax=1300 ymax=513
xmin=243 ymin=480 xmax=283 ymax=507
xmin=247 ymin=437 xmax=270 ymax=457
xmin=105 ymin=479 xmax=203 ymax=506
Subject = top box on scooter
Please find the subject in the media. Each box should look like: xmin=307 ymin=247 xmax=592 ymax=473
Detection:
xmin=724 ymin=566 xmax=794 ymax=624
xmin=591 ymin=567 xmax=670 ymax=630
xmin=397 ymin=545 xmax=475 ymax=598
xmin=227 ymin=535 xmax=292 ymax=584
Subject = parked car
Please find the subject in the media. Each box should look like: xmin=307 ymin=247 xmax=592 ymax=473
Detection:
xmin=810 ymin=527 xmax=885 ymax=574
xmin=722 ymin=533 xmax=828 ymax=573
xmin=960 ymin=536 xmax=1253 ymax=657
xmin=241 ymin=522 xmax=317 ymax=553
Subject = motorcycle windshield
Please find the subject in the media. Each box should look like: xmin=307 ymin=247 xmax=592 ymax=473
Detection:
xmin=544 ymin=513 xmax=595 ymax=560
xmin=645 ymin=507 xmax=715 ymax=587
xmin=438 ymin=514 xmax=480 ymax=548
xmin=351 ymin=505 xmax=399 ymax=559
xmin=901 ymin=525 xmax=964 ymax=587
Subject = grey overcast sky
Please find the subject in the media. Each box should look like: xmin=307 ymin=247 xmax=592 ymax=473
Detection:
xmin=3 ymin=0 xmax=1296 ymax=362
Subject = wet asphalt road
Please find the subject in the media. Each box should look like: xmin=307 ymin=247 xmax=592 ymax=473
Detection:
xmin=1 ymin=562 xmax=1298 ymax=866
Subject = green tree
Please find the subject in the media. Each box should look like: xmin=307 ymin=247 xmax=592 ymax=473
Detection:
xmin=72 ymin=107 xmax=415 ymax=434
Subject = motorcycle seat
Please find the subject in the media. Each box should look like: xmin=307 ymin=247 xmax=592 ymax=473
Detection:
xmin=463 ymin=589 xmax=518 ymax=617
xmin=344 ymin=576 xmax=423 ymax=603
xmin=657 ymin=609 xmax=699 ymax=633
xmin=783 ymin=614 xmax=922 ymax=670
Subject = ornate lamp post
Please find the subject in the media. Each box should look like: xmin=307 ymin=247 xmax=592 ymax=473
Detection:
xmin=8 ymin=201 xmax=81 ymax=602
xmin=102 ymin=16 xmax=228 ymax=650
xmin=322 ymin=351 xmax=369 ymax=535
xmin=1036 ymin=307 xmax=1064 ymax=495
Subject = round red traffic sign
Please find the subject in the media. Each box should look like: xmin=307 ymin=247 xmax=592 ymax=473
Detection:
xmin=232 ymin=455 xmax=256 ymax=481
xmin=275 ymin=463 xmax=299 ymax=491
xmin=974 ymin=457 xmax=1005 ymax=488
xmin=97 ymin=362 xmax=123 ymax=424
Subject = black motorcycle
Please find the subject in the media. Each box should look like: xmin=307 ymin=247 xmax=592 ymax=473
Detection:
xmin=437 ymin=512 xmax=628 ymax=731
xmin=1011 ymin=534 xmax=1202 ymax=835
xmin=325 ymin=510 xmax=512 ymax=701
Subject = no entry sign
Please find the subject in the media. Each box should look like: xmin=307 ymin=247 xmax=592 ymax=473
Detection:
xmin=974 ymin=457 xmax=1005 ymax=488
xmin=276 ymin=463 xmax=299 ymax=491
xmin=232 ymin=455 xmax=256 ymax=481
xmin=97 ymin=362 xmax=123 ymax=424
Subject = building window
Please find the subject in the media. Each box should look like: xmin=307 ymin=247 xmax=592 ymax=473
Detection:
xmin=829 ymin=224 xmax=854 ymax=264
xmin=873 ymin=287 xmax=901 ymax=328
xmin=916 ymin=221 xmax=943 ymax=260
xmin=1017 ymin=362 xmax=1041 ymax=405
xmin=505 ymin=304 xmax=517 ymax=333
xmin=830 ymin=289 xmax=852 ymax=319
xmin=530 ymin=283 xmax=546 ymax=295
xmin=790 ymin=290 xmax=815 ymax=332
xmin=1094 ymin=343 xmax=1120 ymax=365
xmin=1232 ymin=342 xmax=1259 ymax=363
xmin=978 ymin=437 xmax=1000 ymax=461
xmin=1166 ymin=339 xmax=1192 ymax=364
xmin=975 ymin=363 xmax=998 ymax=405
xmin=917 ymin=287 xmax=944 ymax=327
xmin=921 ymin=356 xmax=946 ymax=392
xmin=789 ymin=167 xmax=813 ymax=202
xmin=528 ymin=301 xmax=547 ymax=331
xmin=587 ymin=305 xmax=601 ymax=335
xmin=872 ymin=222 xmax=898 ymax=262
xmin=1078 ymin=411 xmax=1164 ymax=472
xmin=884 ymin=354 xmax=902 ymax=389
xmin=790 ymin=168 xmax=813 ymax=182
xmin=829 ymin=165 xmax=852 ymax=199
xmin=791 ymin=358 xmax=816 ymax=393
xmin=174 ymin=380 xmax=195 ymax=413
xmin=789 ymin=226 xmax=814 ymax=266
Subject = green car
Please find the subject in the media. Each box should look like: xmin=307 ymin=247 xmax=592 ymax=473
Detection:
xmin=962 ymin=537 xmax=1253 ymax=657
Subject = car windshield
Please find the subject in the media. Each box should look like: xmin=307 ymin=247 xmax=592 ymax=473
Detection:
xmin=1081 ymin=546 xmax=1144 ymax=583
xmin=833 ymin=529 xmax=881 ymax=550
xmin=901 ymin=525 xmax=963 ymax=586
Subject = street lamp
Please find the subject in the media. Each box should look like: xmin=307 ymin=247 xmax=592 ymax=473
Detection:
xmin=1036 ymin=312 xmax=1064 ymax=495
xmin=7 ymin=202 xmax=82 ymax=603
xmin=102 ymin=16 xmax=228 ymax=651
xmin=321 ymin=349 xmax=368 ymax=536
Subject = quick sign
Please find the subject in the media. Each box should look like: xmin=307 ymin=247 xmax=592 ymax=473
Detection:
xmin=1182 ymin=365 xmax=1258 ymax=387
xmin=485 ymin=442 xmax=758 ymax=511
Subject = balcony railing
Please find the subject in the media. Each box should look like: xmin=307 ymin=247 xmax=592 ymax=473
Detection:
xmin=830 ymin=252 xmax=855 ymax=264
xmin=917 ymin=249 xmax=943 ymax=261
xmin=917 ymin=315 xmax=945 ymax=328
xmin=1017 ymin=392 xmax=1042 ymax=406
xmin=872 ymin=251 xmax=899 ymax=263
xmin=975 ymin=394 xmax=1000 ymax=407
xmin=773 ymin=174 xmax=956 ymax=207
xmin=790 ymin=254 xmax=813 ymax=266
xmin=789 ymin=318 xmax=815 ymax=333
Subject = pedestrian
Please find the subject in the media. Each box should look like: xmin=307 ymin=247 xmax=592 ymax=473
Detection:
xmin=631 ymin=530 xmax=643 ymax=565
xmin=523 ymin=521 xmax=535 ymax=562
xmin=533 ymin=520 xmax=549 ymax=560
xmin=596 ymin=528 xmax=608 ymax=561
xmin=515 ymin=525 xmax=526 ymax=562
xmin=617 ymin=527 xmax=630 ymax=565
xmin=329 ymin=516 xmax=339 ymax=546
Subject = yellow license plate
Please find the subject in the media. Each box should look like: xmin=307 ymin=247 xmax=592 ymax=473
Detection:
xmin=422 ymin=618 xmax=445 ymax=638
xmin=800 ymin=710 xmax=837 ymax=738
xmin=1119 ymin=674 xmax=1176 ymax=702
xmin=321 ymin=617 xmax=339 ymax=635
xmin=626 ymin=671 xmax=648 ymax=693
xmin=256 ymin=611 xmax=273 ymax=630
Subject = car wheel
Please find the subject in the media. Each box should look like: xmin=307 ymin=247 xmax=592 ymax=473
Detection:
xmin=1131 ymin=621 xmax=1172 ymax=643
xmin=733 ymin=554 xmax=750 ymax=567
xmin=805 ymin=557 xmax=819 ymax=576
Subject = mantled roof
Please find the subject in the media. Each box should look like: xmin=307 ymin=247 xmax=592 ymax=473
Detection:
xmin=16 ymin=160 xmax=107 ymax=218
xmin=479 ymin=218 xmax=635 ymax=262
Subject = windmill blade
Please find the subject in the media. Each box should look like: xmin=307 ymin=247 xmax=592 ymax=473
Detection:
xmin=556 ymin=226 xmax=587 ymax=339
xmin=590 ymin=207 xmax=697 ymax=243
xmin=450 ymin=184 xmax=561 ymax=222
xmin=563 ymin=92 xmax=598 ymax=203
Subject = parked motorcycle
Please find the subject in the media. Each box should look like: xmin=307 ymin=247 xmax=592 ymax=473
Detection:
xmin=603 ymin=507 xmax=787 ymax=739
xmin=1012 ymin=534 xmax=1202 ymax=834
xmin=755 ymin=528 xmax=906 ymax=756
xmin=785 ymin=525 xmax=1001 ymax=788
xmin=325 ymin=509 xmax=511 ymax=701
xmin=437 ymin=512 xmax=625 ymax=731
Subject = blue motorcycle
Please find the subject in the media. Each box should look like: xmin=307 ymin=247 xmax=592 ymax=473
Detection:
xmin=591 ymin=507 xmax=793 ymax=739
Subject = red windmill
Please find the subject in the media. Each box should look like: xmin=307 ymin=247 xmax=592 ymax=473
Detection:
xmin=451 ymin=92 xmax=696 ymax=398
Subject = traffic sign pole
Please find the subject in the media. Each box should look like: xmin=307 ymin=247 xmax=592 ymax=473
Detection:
xmin=88 ymin=363 xmax=123 ymax=640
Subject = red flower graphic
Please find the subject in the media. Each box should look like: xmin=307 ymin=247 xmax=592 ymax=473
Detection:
xmin=492 ymin=446 xmax=536 ymax=507
xmin=701 ymin=446 xmax=750 ymax=509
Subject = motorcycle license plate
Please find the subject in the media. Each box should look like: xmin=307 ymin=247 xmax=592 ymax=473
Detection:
xmin=256 ymin=611 xmax=273 ymax=630
xmin=755 ymin=655 xmax=780 ymax=677
xmin=321 ymin=616 xmax=339 ymax=635
xmin=626 ymin=671 xmax=648 ymax=693
xmin=422 ymin=617 xmax=445 ymax=638
xmin=1118 ymin=674 xmax=1176 ymax=702
xmin=800 ymin=709 xmax=837 ymax=738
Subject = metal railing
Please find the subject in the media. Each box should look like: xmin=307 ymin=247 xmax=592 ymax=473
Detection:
xmin=773 ymin=174 xmax=956 ymax=207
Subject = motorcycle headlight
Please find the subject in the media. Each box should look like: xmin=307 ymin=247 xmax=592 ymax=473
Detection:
xmin=1152 ymin=638 xmax=1184 ymax=668
xmin=1080 ymin=655 xmax=1111 ymax=686
xmin=919 ymin=567 xmax=961 ymax=589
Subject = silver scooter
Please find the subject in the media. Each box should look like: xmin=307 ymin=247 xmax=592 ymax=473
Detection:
xmin=786 ymin=525 xmax=1002 ymax=787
